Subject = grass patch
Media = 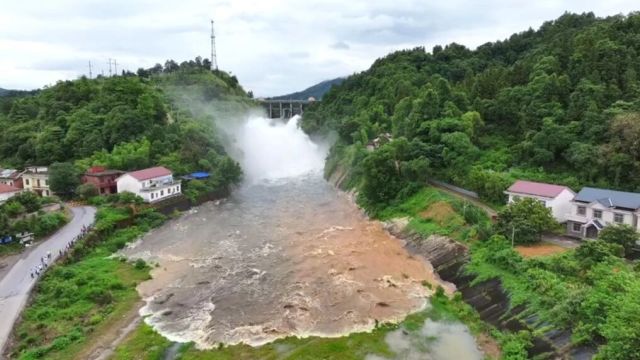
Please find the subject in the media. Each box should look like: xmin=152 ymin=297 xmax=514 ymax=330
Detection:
xmin=0 ymin=241 xmax=24 ymax=257
xmin=10 ymin=205 xmax=163 ymax=360
xmin=115 ymin=291 xmax=498 ymax=360
xmin=112 ymin=323 xmax=172 ymax=360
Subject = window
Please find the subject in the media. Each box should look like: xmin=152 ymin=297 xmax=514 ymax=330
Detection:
xmin=151 ymin=193 xmax=155 ymax=199
xmin=160 ymin=190 xmax=164 ymax=196
xmin=577 ymin=206 xmax=586 ymax=215
xmin=614 ymin=213 xmax=624 ymax=224
xmin=177 ymin=185 xmax=180 ymax=192
xmin=593 ymin=210 xmax=603 ymax=219
xmin=573 ymin=223 xmax=582 ymax=232
xmin=25 ymin=179 xmax=29 ymax=186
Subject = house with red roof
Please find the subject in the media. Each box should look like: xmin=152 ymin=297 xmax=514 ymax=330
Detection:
xmin=82 ymin=166 xmax=124 ymax=195
xmin=0 ymin=183 xmax=23 ymax=203
xmin=505 ymin=180 xmax=575 ymax=223
xmin=116 ymin=166 xmax=181 ymax=203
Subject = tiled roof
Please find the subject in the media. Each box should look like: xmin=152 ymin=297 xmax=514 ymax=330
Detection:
xmin=507 ymin=180 xmax=572 ymax=198
xmin=0 ymin=183 xmax=21 ymax=194
xmin=0 ymin=169 xmax=20 ymax=179
xmin=126 ymin=166 xmax=172 ymax=181
xmin=575 ymin=187 xmax=640 ymax=210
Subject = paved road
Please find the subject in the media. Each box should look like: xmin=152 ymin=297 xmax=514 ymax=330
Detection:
xmin=0 ymin=206 xmax=96 ymax=354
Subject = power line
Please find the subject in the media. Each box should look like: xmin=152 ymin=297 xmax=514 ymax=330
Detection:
xmin=210 ymin=19 xmax=218 ymax=71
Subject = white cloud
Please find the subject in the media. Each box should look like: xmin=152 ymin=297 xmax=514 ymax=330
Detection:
xmin=0 ymin=0 xmax=637 ymax=95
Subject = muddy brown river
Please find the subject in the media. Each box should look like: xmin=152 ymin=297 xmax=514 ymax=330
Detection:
xmin=120 ymin=115 xmax=480 ymax=358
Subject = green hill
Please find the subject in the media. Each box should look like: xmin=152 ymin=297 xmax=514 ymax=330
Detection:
xmin=304 ymin=11 xmax=640 ymax=206
xmin=0 ymin=58 xmax=248 ymax=191
xmin=271 ymin=77 xmax=344 ymax=100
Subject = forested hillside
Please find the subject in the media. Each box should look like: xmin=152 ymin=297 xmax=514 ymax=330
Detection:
xmin=303 ymin=12 xmax=640 ymax=210
xmin=271 ymin=77 xmax=345 ymax=100
xmin=0 ymin=58 xmax=247 ymax=190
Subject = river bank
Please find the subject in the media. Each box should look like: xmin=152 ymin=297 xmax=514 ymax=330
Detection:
xmin=106 ymin=173 xmax=501 ymax=360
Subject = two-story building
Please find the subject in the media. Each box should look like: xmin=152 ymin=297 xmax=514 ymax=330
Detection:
xmin=82 ymin=166 xmax=123 ymax=195
xmin=0 ymin=183 xmax=22 ymax=203
xmin=22 ymin=166 xmax=51 ymax=196
xmin=0 ymin=169 xmax=24 ymax=188
xmin=505 ymin=180 xmax=575 ymax=223
xmin=116 ymin=166 xmax=181 ymax=203
xmin=565 ymin=187 xmax=640 ymax=239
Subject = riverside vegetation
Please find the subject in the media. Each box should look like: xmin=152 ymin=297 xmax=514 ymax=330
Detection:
xmin=300 ymin=11 xmax=640 ymax=360
xmin=5 ymin=11 xmax=640 ymax=360
xmin=3 ymin=61 xmax=247 ymax=358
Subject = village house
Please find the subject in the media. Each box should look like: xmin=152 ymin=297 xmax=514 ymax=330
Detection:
xmin=116 ymin=166 xmax=181 ymax=203
xmin=565 ymin=187 xmax=640 ymax=239
xmin=21 ymin=166 xmax=51 ymax=197
xmin=82 ymin=166 xmax=123 ymax=195
xmin=0 ymin=183 xmax=22 ymax=203
xmin=0 ymin=169 xmax=24 ymax=188
xmin=505 ymin=180 xmax=575 ymax=223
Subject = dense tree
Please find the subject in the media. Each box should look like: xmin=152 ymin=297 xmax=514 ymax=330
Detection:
xmin=303 ymin=12 xmax=640 ymax=206
xmin=48 ymin=162 xmax=81 ymax=198
xmin=598 ymin=224 xmax=639 ymax=256
xmin=495 ymin=198 xmax=558 ymax=244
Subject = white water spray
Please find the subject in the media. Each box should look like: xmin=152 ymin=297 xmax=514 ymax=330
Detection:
xmin=234 ymin=115 xmax=327 ymax=182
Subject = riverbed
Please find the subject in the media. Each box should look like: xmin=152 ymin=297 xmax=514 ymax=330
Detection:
xmin=121 ymin=173 xmax=440 ymax=348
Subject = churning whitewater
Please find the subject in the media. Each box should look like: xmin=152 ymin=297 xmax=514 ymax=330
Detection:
xmin=121 ymin=115 xmax=440 ymax=349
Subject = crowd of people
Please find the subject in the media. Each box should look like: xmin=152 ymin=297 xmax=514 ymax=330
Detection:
xmin=29 ymin=224 xmax=92 ymax=279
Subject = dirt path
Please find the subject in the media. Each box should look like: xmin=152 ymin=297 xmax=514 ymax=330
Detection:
xmin=77 ymin=300 xmax=144 ymax=360
xmin=516 ymin=242 xmax=569 ymax=258
xmin=427 ymin=180 xmax=498 ymax=218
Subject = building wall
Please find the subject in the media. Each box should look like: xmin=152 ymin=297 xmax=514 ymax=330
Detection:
xmin=506 ymin=190 xmax=574 ymax=223
xmin=147 ymin=184 xmax=182 ymax=203
xmin=22 ymin=174 xmax=51 ymax=196
xmin=0 ymin=177 xmax=23 ymax=188
xmin=83 ymin=174 xmax=119 ymax=194
xmin=117 ymin=174 xmax=181 ymax=203
xmin=116 ymin=175 xmax=143 ymax=198
xmin=548 ymin=189 xmax=575 ymax=223
xmin=570 ymin=202 xmax=635 ymax=227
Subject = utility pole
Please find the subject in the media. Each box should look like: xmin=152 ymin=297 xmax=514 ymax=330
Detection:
xmin=511 ymin=225 xmax=516 ymax=247
xmin=210 ymin=19 xmax=218 ymax=71
xmin=108 ymin=58 xmax=112 ymax=77
xmin=114 ymin=59 xmax=118 ymax=76
xmin=88 ymin=61 xmax=93 ymax=79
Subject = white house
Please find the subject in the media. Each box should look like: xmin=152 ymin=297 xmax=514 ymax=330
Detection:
xmin=22 ymin=166 xmax=51 ymax=197
xmin=116 ymin=166 xmax=181 ymax=203
xmin=565 ymin=187 xmax=640 ymax=239
xmin=0 ymin=183 xmax=22 ymax=203
xmin=505 ymin=180 xmax=576 ymax=223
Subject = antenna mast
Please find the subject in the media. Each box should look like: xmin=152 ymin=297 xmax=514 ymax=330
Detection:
xmin=210 ymin=19 xmax=218 ymax=71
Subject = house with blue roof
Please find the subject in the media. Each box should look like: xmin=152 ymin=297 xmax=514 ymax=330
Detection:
xmin=565 ymin=187 xmax=640 ymax=239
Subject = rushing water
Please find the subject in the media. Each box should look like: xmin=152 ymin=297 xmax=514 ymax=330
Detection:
xmin=120 ymin=115 xmax=480 ymax=357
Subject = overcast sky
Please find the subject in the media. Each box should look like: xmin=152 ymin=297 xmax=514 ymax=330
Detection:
xmin=0 ymin=1 xmax=637 ymax=96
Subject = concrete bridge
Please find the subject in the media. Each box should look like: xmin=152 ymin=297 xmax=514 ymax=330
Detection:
xmin=258 ymin=99 xmax=316 ymax=119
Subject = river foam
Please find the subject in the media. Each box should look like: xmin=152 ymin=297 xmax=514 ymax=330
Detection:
xmin=121 ymin=116 xmax=443 ymax=349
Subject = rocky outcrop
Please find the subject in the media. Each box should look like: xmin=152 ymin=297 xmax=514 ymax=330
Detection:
xmin=397 ymin=232 xmax=595 ymax=359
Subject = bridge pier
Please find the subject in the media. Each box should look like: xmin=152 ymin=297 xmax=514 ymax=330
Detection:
xmin=258 ymin=99 xmax=316 ymax=119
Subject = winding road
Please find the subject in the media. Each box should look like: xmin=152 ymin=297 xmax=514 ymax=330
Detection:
xmin=0 ymin=206 xmax=96 ymax=354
